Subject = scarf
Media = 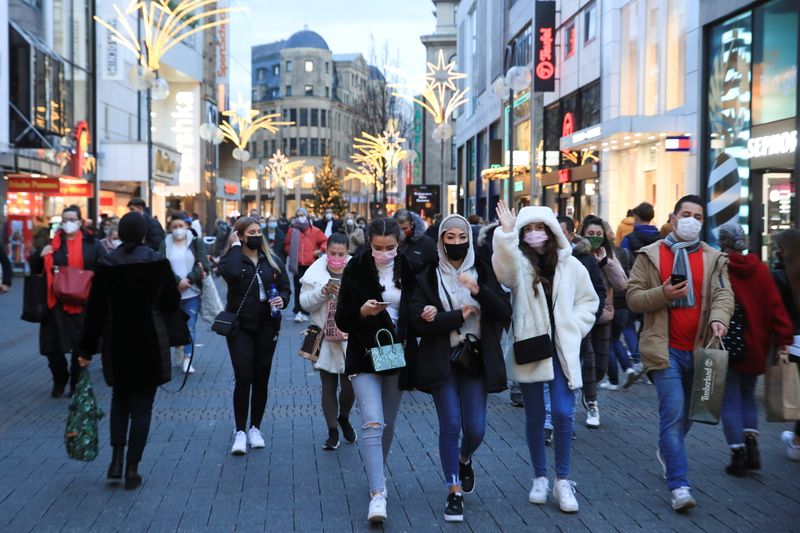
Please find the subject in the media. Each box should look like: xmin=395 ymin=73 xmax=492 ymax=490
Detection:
xmin=288 ymin=225 xmax=305 ymax=275
xmin=44 ymin=230 xmax=85 ymax=314
xmin=663 ymin=232 xmax=702 ymax=308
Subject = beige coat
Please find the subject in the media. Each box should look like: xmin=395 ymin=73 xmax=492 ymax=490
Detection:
xmin=626 ymin=240 xmax=734 ymax=373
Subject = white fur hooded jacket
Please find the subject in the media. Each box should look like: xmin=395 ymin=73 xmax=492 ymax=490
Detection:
xmin=492 ymin=206 xmax=598 ymax=389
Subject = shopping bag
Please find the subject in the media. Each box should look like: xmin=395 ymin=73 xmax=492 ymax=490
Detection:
xmin=21 ymin=274 xmax=48 ymax=322
xmin=765 ymin=351 xmax=800 ymax=422
xmin=65 ymin=370 xmax=104 ymax=462
xmin=689 ymin=337 xmax=729 ymax=425
xmin=199 ymin=276 xmax=224 ymax=324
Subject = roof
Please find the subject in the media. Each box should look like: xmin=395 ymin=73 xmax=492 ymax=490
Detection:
xmin=332 ymin=53 xmax=361 ymax=62
xmin=285 ymin=30 xmax=329 ymax=50
xmin=252 ymin=40 xmax=286 ymax=60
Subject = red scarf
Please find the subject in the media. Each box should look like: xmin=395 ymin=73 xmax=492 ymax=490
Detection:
xmin=44 ymin=230 xmax=85 ymax=313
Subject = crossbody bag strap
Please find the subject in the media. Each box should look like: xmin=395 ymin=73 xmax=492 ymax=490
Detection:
xmin=234 ymin=269 xmax=260 ymax=316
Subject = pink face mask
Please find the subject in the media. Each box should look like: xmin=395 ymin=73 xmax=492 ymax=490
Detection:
xmin=523 ymin=230 xmax=549 ymax=251
xmin=372 ymin=247 xmax=397 ymax=267
xmin=327 ymin=255 xmax=347 ymax=269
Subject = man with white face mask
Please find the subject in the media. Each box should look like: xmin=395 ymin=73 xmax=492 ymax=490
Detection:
xmin=627 ymin=194 xmax=734 ymax=512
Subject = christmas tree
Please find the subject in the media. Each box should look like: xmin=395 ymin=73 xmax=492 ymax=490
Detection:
xmin=309 ymin=154 xmax=349 ymax=216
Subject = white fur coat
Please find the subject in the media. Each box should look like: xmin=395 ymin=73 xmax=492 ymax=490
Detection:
xmin=492 ymin=207 xmax=598 ymax=389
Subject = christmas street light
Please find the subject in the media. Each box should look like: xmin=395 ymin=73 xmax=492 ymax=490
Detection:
xmin=352 ymin=120 xmax=407 ymax=206
xmin=267 ymin=150 xmax=305 ymax=215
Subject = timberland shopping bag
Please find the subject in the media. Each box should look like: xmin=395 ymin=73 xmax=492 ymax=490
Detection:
xmin=689 ymin=337 xmax=729 ymax=425
xmin=765 ymin=351 xmax=800 ymax=422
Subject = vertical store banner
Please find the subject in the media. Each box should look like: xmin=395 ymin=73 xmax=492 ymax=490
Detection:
xmin=534 ymin=1 xmax=556 ymax=92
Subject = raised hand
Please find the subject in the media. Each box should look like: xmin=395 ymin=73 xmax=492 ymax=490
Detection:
xmin=495 ymin=200 xmax=516 ymax=233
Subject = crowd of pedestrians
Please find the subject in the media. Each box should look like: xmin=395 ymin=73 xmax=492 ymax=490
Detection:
xmin=5 ymin=193 xmax=800 ymax=525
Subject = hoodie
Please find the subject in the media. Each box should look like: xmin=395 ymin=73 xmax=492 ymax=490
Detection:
xmin=615 ymin=216 xmax=635 ymax=246
xmin=727 ymin=252 xmax=794 ymax=375
xmin=399 ymin=211 xmax=438 ymax=272
xmin=621 ymin=224 xmax=661 ymax=252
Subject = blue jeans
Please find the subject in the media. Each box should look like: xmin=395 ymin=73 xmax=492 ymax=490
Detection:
xmin=520 ymin=355 xmax=575 ymax=479
xmin=431 ymin=366 xmax=487 ymax=487
xmin=651 ymin=348 xmax=694 ymax=490
xmin=608 ymin=310 xmax=633 ymax=384
xmin=624 ymin=312 xmax=641 ymax=364
xmin=544 ymin=384 xmax=552 ymax=430
xmin=720 ymin=368 xmax=758 ymax=447
xmin=180 ymin=295 xmax=200 ymax=357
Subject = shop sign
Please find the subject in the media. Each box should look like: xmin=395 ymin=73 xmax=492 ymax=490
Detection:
xmin=533 ymin=1 xmax=556 ymax=92
xmin=746 ymin=130 xmax=796 ymax=159
xmin=223 ymin=182 xmax=238 ymax=195
xmin=562 ymin=113 xmax=575 ymax=137
xmin=6 ymin=176 xmax=61 ymax=193
xmin=59 ymin=180 xmax=93 ymax=197
xmin=154 ymin=149 xmax=178 ymax=182
xmin=665 ymin=136 xmax=691 ymax=152
xmin=558 ymin=169 xmax=571 ymax=183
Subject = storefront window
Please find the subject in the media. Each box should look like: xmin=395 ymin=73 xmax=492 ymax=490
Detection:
xmin=580 ymin=179 xmax=599 ymax=218
xmin=666 ymin=0 xmax=686 ymax=110
xmin=620 ymin=1 xmax=639 ymax=116
xmin=644 ymin=0 xmax=660 ymax=115
xmin=752 ymin=0 xmax=798 ymax=125
xmin=580 ymin=81 xmax=601 ymax=127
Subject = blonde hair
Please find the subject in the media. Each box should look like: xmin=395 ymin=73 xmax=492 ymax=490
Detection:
xmin=225 ymin=216 xmax=281 ymax=271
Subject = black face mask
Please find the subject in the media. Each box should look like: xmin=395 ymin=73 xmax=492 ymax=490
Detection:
xmin=245 ymin=235 xmax=263 ymax=250
xmin=444 ymin=242 xmax=469 ymax=261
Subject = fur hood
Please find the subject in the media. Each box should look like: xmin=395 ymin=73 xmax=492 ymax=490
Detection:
xmin=407 ymin=211 xmax=428 ymax=243
xmin=572 ymin=235 xmax=592 ymax=256
xmin=513 ymin=206 xmax=572 ymax=261
xmin=478 ymin=222 xmax=500 ymax=248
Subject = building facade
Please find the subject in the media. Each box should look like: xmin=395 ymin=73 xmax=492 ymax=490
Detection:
xmin=251 ymin=29 xmax=374 ymax=216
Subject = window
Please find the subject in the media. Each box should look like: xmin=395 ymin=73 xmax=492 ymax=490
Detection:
xmin=285 ymin=85 xmax=292 ymax=96
xmin=286 ymin=60 xmax=292 ymax=72
xmin=565 ymin=20 xmax=577 ymax=58
xmin=269 ymin=88 xmax=279 ymax=99
xmin=282 ymin=108 xmax=288 ymax=120
xmin=299 ymin=138 xmax=308 ymax=156
xmin=305 ymin=60 xmax=314 ymax=72
xmin=289 ymin=138 xmax=298 ymax=156
xmin=321 ymin=109 xmax=327 ymax=127
xmin=282 ymin=138 xmax=287 ymax=153
xmin=644 ymin=0 xmax=660 ymax=115
xmin=272 ymin=64 xmax=279 ymax=76
xmin=263 ymin=140 xmax=268 ymax=156
xmin=289 ymin=108 xmax=297 ymax=123
xmin=584 ymin=2 xmax=597 ymax=43
xmin=666 ymin=0 xmax=686 ymax=110
xmin=299 ymin=108 xmax=308 ymax=126
xmin=311 ymin=109 xmax=319 ymax=126
xmin=511 ymin=25 xmax=533 ymax=67
xmin=311 ymin=138 xmax=319 ymax=156
xmin=580 ymin=81 xmax=601 ymax=127
xmin=325 ymin=87 xmax=330 ymax=98
xmin=304 ymin=84 xmax=313 ymax=96
xmin=620 ymin=1 xmax=639 ymax=115
xmin=271 ymin=139 xmax=277 ymax=155
xmin=325 ymin=62 xmax=329 ymax=73
xmin=321 ymin=139 xmax=327 ymax=155
xmin=257 ymin=68 xmax=266 ymax=81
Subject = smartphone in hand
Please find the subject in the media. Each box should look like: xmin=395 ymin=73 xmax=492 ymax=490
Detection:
xmin=670 ymin=274 xmax=687 ymax=286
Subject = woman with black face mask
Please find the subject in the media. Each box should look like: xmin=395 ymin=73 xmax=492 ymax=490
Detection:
xmin=408 ymin=214 xmax=511 ymax=523
xmin=219 ymin=216 xmax=290 ymax=456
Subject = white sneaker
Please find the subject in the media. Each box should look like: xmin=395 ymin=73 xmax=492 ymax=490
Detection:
xmin=248 ymin=426 xmax=265 ymax=449
xmin=599 ymin=380 xmax=620 ymax=391
xmin=367 ymin=494 xmax=387 ymax=523
xmin=781 ymin=431 xmax=800 ymax=461
xmin=670 ymin=486 xmax=696 ymax=511
xmin=231 ymin=431 xmax=247 ymax=455
xmin=585 ymin=401 xmax=600 ymax=428
xmin=553 ymin=479 xmax=579 ymax=513
xmin=301 ymin=312 xmax=310 ymax=322
xmin=294 ymin=312 xmax=304 ymax=323
xmin=182 ymin=358 xmax=195 ymax=374
xmin=528 ymin=476 xmax=549 ymax=504
xmin=622 ymin=367 xmax=639 ymax=389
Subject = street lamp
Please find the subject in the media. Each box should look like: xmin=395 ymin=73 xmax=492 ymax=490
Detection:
xmin=493 ymin=65 xmax=532 ymax=209
xmin=94 ymin=0 xmax=238 ymax=209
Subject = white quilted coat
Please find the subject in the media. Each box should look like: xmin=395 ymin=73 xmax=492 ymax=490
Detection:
xmin=492 ymin=206 xmax=598 ymax=389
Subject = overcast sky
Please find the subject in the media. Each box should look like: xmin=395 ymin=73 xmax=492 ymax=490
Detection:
xmin=230 ymin=0 xmax=437 ymax=102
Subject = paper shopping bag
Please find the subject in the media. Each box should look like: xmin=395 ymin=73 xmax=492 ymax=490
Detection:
xmin=765 ymin=351 xmax=800 ymax=422
xmin=689 ymin=337 xmax=729 ymax=425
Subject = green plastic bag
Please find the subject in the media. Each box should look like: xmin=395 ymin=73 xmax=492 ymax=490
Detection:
xmin=65 ymin=370 xmax=104 ymax=462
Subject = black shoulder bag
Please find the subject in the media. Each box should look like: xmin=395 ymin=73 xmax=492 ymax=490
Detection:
xmin=211 ymin=271 xmax=258 ymax=337
xmin=513 ymin=292 xmax=556 ymax=365
xmin=439 ymin=277 xmax=483 ymax=378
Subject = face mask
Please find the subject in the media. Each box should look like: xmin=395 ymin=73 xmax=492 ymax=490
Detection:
xmin=675 ymin=217 xmax=702 ymax=242
xmin=245 ymin=235 xmax=263 ymax=250
xmin=111 ymin=239 xmax=122 ymax=249
xmin=345 ymin=219 xmax=355 ymax=227
xmin=586 ymin=235 xmax=604 ymax=250
xmin=296 ymin=215 xmax=308 ymax=224
xmin=327 ymin=255 xmax=347 ymax=269
xmin=444 ymin=242 xmax=469 ymax=261
xmin=325 ymin=213 xmax=333 ymax=221
xmin=268 ymin=221 xmax=278 ymax=229
xmin=172 ymin=228 xmax=187 ymax=240
xmin=358 ymin=222 xmax=366 ymax=229
xmin=523 ymin=230 xmax=549 ymax=252
xmin=372 ymin=247 xmax=397 ymax=267
xmin=61 ymin=221 xmax=79 ymax=235
xmin=260 ymin=223 xmax=267 ymax=230
xmin=403 ymin=227 xmax=413 ymax=238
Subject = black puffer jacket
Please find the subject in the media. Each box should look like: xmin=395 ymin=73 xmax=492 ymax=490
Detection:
xmin=572 ymin=236 xmax=606 ymax=319
xmin=81 ymin=244 xmax=180 ymax=389
xmin=218 ymin=244 xmax=291 ymax=331
xmin=400 ymin=212 xmax=437 ymax=273
xmin=335 ymin=249 xmax=417 ymax=384
xmin=409 ymin=256 xmax=511 ymax=393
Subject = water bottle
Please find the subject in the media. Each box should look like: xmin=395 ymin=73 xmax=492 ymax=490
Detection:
xmin=269 ymin=284 xmax=281 ymax=318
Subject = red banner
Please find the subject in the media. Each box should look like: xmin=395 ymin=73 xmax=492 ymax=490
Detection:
xmin=6 ymin=176 xmax=61 ymax=193
xmin=59 ymin=181 xmax=94 ymax=197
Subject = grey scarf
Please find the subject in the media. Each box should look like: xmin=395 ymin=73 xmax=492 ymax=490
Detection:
xmin=663 ymin=233 xmax=702 ymax=308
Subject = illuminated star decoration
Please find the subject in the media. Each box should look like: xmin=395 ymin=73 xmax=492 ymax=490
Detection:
xmin=267 ymin=150 xmax=305 ymax=188
xmin=387 ymin=49 xmax=469 ymax=126
xmin=94 ymin=0 xmax=240 ymax=71
xmin=352 ymin=120 xmax=407 ymax=178
xmin=219 ymin=103 xmax=294 ymax=153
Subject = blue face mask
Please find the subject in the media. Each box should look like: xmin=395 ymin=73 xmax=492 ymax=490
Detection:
xmin=260 ymin=223 xmax=267 ymax=230
xmin=268 ymin=221 xmax=278 ymax=229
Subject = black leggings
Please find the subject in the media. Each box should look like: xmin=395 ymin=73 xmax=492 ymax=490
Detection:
xmin=110 ymin=386 xmax=158 ymax=464
xmin=226 ymin=322 xmax=278 ymax=431
xmin=320 ymin=370 xmax=355 ymax=429
xmin=292 ymin=265 xmax=309 ymax=314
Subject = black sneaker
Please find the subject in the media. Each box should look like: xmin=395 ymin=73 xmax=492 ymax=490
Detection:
xmin=544 ymin=428 xmax=553 ymax=446
xmin=459 ymin=460 xmax=475 ymax=494
xmin=51 ymin=381 xmax=66 ymax=398
xmin=745 ymin=434 xmax=760 ymax=470
xmin=510 ymin=391 xmax=524 ymax=407
xmin=323 ymin=428 xmax=339 ymax=450
xmin=444 ymin=492 xmax=464 ymax=522
xmin=338 ymin=415 xmax=357 ymax=443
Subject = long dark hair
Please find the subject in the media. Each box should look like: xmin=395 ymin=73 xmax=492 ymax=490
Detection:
xmin=519 ymin=225 xmax=559 ymax=296
xmin=579 ymin=215 xmax=614 ymax=259
xmin=774 ymin=229 xmax=800 ymax=315
xmin=367 ymin=217 xmax=402 ymax=289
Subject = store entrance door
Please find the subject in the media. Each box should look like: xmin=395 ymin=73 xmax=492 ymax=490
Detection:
xmin=750 ymin=169 xmax=796 ymax=260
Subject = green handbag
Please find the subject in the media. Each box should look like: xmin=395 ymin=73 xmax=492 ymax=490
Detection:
xmin=369 ymin=328 xmax=406 ymax=372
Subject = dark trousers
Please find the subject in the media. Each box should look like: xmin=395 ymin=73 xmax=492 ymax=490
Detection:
xmin=292 ymin=265 xmax=309 ymax=313
xmin=110 ymin=386 xmax=158 ymax=464
xmin=580 ymin=335 xmax=597 ymax=402
xmin=226 ymin=321 xmax=278 ymax=431
xmin=46 ymin=352 xmax=82 ymax=391
xmin=320 ymin=370 xmax=355 ymax=429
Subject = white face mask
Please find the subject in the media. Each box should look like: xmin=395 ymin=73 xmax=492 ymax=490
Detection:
xmin=111 ymin=239 xmax=122 ymax=248
xmin=297 ymin=215 xmax=308 ymax=224
xmin=325 ymin=213 xmax=333 ymax=221
xmin=172 ymin=227 xmax=188 ymax=240
xmin=62 ymin=221 xmax=79 ymax=235
xmin=675 ymin=216 xmax=703 ymax=241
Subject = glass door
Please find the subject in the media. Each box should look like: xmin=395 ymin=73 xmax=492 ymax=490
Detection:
xmin=755 ymin=171 xmax=795 ymax=260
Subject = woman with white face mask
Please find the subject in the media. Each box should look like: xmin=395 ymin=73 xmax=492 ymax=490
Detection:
xmin=100 ymin=224 xmax=121 ymax=254
xmin=31 ymin=205 xmax=106 ymax=397
xmin=159 ymin=212 xmax=210 ymax=374
xmin=343 ymin=215 xmax=365 ymax=255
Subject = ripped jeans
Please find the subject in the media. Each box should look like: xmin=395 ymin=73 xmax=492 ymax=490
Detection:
xmin=350 ymin=372 xmax=404 ymax=494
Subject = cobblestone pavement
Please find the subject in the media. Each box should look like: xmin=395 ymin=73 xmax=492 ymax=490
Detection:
xmin=0 ymin=282 xmax=798 ymax=532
